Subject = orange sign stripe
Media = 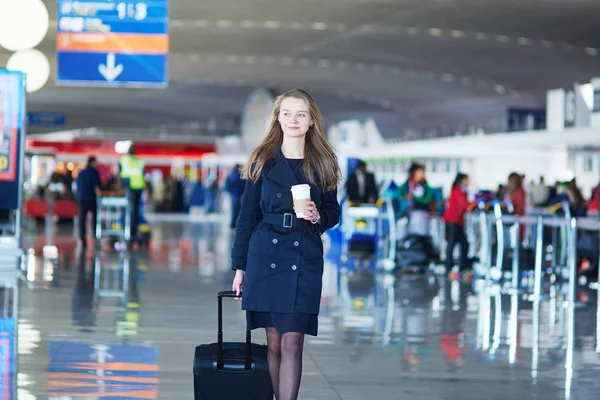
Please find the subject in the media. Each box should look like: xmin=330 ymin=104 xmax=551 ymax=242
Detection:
xmin=57 ymin=32 xmax=169 ymax=54
xmin=48 ymin=380 xmax=155 ymax=390
xmin=49 ymin=390 xmax=157 ymax=399
xmin=47 ymin=372 xmax=159 ymax=383
xmin=66 ymin=362 xmax=160 ymax=371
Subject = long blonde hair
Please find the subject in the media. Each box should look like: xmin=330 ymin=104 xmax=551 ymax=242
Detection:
xmin=241 ymin=89 xmax=341 ymax=191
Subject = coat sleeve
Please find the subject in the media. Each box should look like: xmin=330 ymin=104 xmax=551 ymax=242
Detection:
xmin=231 ymin=178 xmax=263 ymax=271
xmin=315 ymin=187 xmax=340 ymax=236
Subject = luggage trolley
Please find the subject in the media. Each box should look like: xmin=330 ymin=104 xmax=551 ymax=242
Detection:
xmin=95 ymin=189 xmax=131 ymax=247
xmin=341 ymin=202 xmax=380 ymax=263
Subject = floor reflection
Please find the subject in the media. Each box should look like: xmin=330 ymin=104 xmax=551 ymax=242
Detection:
xmin=10 ymin=221 xmax=600 ymax=398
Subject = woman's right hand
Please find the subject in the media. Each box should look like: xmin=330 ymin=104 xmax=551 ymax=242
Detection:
xmin=232 ymin=270 xmax=245 ymax=298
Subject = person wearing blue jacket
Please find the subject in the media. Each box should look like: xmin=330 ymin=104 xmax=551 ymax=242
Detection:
xmin=231 ymin=89 xmax=340 ymax=399
xmin=76 ymin=156 xmax=102 ymax=246
xmin=225 ymin=164 xmax=246 ymax=229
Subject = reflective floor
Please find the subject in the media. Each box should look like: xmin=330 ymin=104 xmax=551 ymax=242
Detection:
xmin=2 ymin=218 xmax=599 ymax=399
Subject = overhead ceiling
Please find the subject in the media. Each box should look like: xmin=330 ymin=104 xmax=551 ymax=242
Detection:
xmin=2 ymin=0 xmax=599 ymax=139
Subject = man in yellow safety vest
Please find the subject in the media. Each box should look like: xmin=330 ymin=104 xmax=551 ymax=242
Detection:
xmin=119 ymin=144 xmax=146 ymax=241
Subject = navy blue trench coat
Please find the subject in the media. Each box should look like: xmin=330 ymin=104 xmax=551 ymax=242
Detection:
xmin=231 ymin=149 xmax=340 ymax=315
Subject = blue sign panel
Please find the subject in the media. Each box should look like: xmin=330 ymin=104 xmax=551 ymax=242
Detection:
xmin=56 ymin=0 xmax=169 ymax=88
xmin=47 ymin=341 xmax=158 ymax=399
xmin=28 ymin=112 xmax=67 ymax=126
xmin=58 ymin=52 xmax=167 ymax=87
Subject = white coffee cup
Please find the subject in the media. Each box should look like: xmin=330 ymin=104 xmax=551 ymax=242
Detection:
xmin=290 ymin=184 xmax=311 ymax=218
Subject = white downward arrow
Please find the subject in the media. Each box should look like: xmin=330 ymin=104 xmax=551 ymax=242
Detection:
xmin=98 ymin=53 xmax=124 ymax=82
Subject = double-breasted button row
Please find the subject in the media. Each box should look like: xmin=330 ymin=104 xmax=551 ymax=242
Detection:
xmin=272 ymin=239 xmax=300 ymax=246
xmin=269 ymin=263 xmax=298 ymax=270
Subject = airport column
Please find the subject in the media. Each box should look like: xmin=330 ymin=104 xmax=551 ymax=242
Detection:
xmin=0 ymin=70 xmax=26 ymax=268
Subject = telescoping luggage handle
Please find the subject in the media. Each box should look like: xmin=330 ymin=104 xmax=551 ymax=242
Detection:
xmin=217 ymin=291 xmax=252 ymax=370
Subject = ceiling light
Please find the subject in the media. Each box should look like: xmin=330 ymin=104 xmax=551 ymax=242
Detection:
xmin=6 ymin=49 xmax=50 ymax=93
xmin=264 ymin=21 xmax=280 ymax=29
xmin=518 ymin=37 xmax=531 ymax=45
xmin=0 ymin=0 xmax=49 ymax=51
xmin=428 ymin=28 xmax=443 ymax=37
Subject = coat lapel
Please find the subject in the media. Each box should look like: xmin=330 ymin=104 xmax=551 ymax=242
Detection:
xmin=266 ymin=148 xmax=300 ymax=187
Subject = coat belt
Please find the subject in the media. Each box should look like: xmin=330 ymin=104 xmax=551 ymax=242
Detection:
xmin=262 ymin=212 xmax=309 ymax=230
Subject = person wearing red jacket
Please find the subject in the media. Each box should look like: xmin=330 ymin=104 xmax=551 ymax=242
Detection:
xmin=444 ymin=173 xmax=473 ymax=278
xmin=589 ymin=185 xmax=598 ymax=213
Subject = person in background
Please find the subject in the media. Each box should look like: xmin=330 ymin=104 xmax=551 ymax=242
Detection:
xmin=119 ymin=144 xmax=146 ymax=242
xmin=105 ymin=166 xmax=121 ymax=191
xmin=398 ymin=163 xmax=433 ymax=236
xmin=76 ymin=156 xmax=102 ymax=247
xmin=496 ymin=184 xmax=507 ymax=202
xmin=345 ymin=160 xmax=378 ymax=205
xmin=566 ymin=179 xmax=587 ymax=217
xmin=507 ymin=172 xmax=526 ymax=216
xmin=205 ymin=172 xmax=219 ymax=214
xmin=588 ymin=184 xmax=598 ymax=215
xmin=225 ymin=163 xmax=246 ymax=229
xmin=529 ymin=176 xmax=550 ymax=207
xmin=443 ymin=173 xmax=473 ymax=281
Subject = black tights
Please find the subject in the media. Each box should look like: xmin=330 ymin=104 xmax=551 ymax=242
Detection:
xmin=266 ymin=327 xmax=305 ymax=400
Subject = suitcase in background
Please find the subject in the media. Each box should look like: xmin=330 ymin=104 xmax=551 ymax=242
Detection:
xmin=193 ymin=291 xmax=273 ymax=400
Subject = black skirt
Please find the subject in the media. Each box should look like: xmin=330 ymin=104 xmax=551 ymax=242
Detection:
xmin=246 ymin=311 xmax=318 ymax=336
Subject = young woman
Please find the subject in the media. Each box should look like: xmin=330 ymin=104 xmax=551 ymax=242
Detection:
xmin=398 ymin=162 xmax=433 ymax=235
xmin=443 ymin=173 xmax=472 ymax=280
xmin=231 ymin=89 xmax=341 ymax=400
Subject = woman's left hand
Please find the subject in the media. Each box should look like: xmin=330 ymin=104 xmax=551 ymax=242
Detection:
xmin=302 ymin=201 xmax=320 ymax=223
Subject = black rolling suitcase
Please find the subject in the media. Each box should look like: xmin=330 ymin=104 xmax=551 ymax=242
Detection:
xmin=193 ymin=291 xmax=273 ymax=400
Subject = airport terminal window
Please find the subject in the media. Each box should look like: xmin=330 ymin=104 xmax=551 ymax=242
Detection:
xmin=445 ymin=160 xmax=453 ymax=173
xmin=583 ymin=155 xmax=594 ymax=173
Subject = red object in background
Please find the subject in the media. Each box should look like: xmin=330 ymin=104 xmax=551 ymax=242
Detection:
xmin=26 ymin=139 xmax=215 ymax=159
xmin=25 ymin=199 xmax=48 ymax=217
xmin=95 ymin=164 xmax=114 ymax=182
xmin=443 ymin=186 xmax=469 ymax=227
xmin=54 ymin=200 xmax=78 ymax=219
xmin=511 ymin=187 xmax=526 ymax=216
xmin=24 ymin=199 xmax=79 ymax=219
xmin=589 ymin=186 xmax=598 ymax=211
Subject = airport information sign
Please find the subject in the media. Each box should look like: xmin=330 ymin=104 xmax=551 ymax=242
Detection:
xmin=0 ymin=70 xmax=25 ymax=211
xmin=56 ymin=0 xmax=169 ymax=87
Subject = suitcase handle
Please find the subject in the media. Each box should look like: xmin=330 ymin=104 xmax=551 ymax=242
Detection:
xmin=217 ymin=291 xmax=252 ymax=370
